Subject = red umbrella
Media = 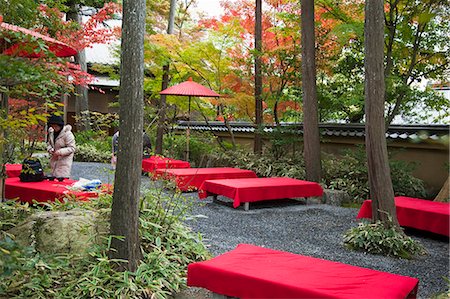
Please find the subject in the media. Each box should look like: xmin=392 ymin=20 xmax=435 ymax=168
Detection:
xmin=160 ymin=77 xmax=220 ymax=161
xmin=0 ymin=20 xmax=77 ymax=58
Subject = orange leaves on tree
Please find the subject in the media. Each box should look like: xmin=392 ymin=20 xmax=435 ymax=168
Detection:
xmin=41 ymin=2 xmax=122 ymax=52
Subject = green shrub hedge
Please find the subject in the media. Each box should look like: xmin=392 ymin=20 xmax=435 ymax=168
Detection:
xmin=207 ymin=146 xmax=426 ymax=203
xmin=74 ymin=130 xmax=112 ymax=163
xmin=0 ymin=188 xmax=209 ymax=298
xmin=343 ymin=219 xmax=426 ymax=259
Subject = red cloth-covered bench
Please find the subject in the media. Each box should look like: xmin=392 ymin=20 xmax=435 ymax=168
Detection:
xmin=5 ymin=177 xmax=104 ymax=203
xmin=141 ymin=156 xmax=190 ymax=174
xmin=188 ymin=244 xmax=419 ymax=299
xmin=198 ymin=177 xmax=324 ymax=210
xmin=5 ymin=163 xmax=22 ymax=178
xmin=154 ymin=168 xmax=257 ymax=192
xmin=357 ymin=196 xmax=450 ymax=236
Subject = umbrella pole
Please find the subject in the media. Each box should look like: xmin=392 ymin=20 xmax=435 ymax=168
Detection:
xmin=186 ymin=96 xmax=191 ymax=161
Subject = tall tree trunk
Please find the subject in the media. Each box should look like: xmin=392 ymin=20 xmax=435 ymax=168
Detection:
xmin=74 ymin=50 xmax=91 ymax=131
xmin=364 ymin=0 xmax=398 ymax=226
xmin=301 ymin=0 xmax=321 ymax=182
xmin=156 ymin=0 xmax=177 ymax=154
xmin=67 ymin=4 xmax=90 ymax=131
xmin=109 ymin=0 xmax=146 ymax=272
xmin=254 ymin=0 xmax=263 ymax=155
xmin=0 ymin=92 xmax=7 ymax=201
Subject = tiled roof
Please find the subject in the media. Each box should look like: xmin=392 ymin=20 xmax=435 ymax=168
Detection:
xmin=175 ymin=121 xmax=449 ymax=141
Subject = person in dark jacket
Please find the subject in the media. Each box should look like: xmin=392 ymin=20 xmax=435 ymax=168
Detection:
xmin=111 ymin=130 xmax=152 ymax=167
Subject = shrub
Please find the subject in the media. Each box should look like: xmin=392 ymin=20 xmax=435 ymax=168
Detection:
xmin=321 ymin=150 xmax=370 ymax=202
xmin=343 ymin=219 xmax=426 ymax=259
xmin=0 ymin=201 xmax=34 ymax=232
xmin=213 ymin=149 xmax=306 ymax=179
xmin=163 ymin=132 xmax=220 ymax=167
xmin=321 ymin=148 xmax=427 ymax=202
xmin=0 ymin=187 xmax=209 ymax=298
xmin=75 ymin=130 xmax=112 ymax=154
xmin=74 ymin=144 xmax=111 ymax=163
xmin=212 ymin=146 xmax=425 ymax=203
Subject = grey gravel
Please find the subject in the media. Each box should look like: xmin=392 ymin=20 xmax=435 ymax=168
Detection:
xmin=72 ymin=162 xmax=450 ymax=299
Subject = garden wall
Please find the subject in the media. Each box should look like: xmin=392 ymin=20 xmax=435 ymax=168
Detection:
xmin=180 ymin=122 xmax=449 ymax=196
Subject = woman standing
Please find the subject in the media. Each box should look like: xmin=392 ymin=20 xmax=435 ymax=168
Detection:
xmin=47 ymin=115 xmax=76 ymax=178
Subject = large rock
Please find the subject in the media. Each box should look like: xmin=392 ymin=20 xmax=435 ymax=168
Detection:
xmin=323 ymin=189 xmax=351 ymax=206
xmin=8 ymin=208 xmax=109 ymax=255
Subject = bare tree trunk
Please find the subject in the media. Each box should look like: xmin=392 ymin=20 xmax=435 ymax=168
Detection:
xmin=254 ymin=0 xmax=263 ymax=155
xmin=74 ymin=50 xmax=91 ymax=131
xmin=109 ymin=0 xmax=146 ymax=272
xmin=67 ymin=4 xmax=90 ymax=131
xmin=0 ymin=92 xmax=7 ymax=201
xmin=434 ymin=176 xmax=449 ymax=202
xmin=364 ymin=0 xmax=398 ymax=226
xmin=301 ymin=0 xmax=321 ymax=182
xmin=156 ymin=0 xmax=177 ymax=154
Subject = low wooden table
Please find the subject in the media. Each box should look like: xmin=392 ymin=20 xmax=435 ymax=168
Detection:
xmin=198 ymin=177 xmax=324 ymax=210
xmin=141 ymin=156 xmax=190 ymax=174
xmin=5 ymin=177 xmax=105 ymax=203
xmin=188 ymin=244 xmax=419 ymax=298
xmin=154 ymin=168 xmax=257 ymax=192
xmin=5 ymin=164 xmax=22 ymax=178
xmin=357 ymin=196 xmax=450 ymax=236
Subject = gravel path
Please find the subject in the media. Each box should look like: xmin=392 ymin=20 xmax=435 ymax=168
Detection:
xmin=72 ymin=162 xmax=449 ymax=298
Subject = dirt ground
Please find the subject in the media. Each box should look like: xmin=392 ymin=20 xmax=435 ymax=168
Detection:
xmin=172 ymin=287 xmax=212 ymax=299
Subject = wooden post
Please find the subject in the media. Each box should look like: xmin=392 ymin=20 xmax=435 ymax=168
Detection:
xmin=434 ymin=176 xmax=449 ymax=202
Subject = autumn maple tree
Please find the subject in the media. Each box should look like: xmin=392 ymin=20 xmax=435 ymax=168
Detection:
xmin=0 ymin=2 xmax=121 ymax=199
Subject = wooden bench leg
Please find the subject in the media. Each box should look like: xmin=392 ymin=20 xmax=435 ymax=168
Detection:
xmin=244 ymin=202 xmax=249 ymax=211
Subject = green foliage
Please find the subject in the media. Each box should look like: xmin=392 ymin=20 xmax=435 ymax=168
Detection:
xmin=162 ymin=132 xmax=220 ymax=167
xmin=74 ymin=144 xmax=111 ymax=163
xmin=74 ymin=130 xmax=112 ymax=163
xmin=317 ymin=0 xmax=450 ymax=123
xmin=0 ymin=187 xmax=209 ymax=298
xmin=210 ymin=148 xmax=306 ymax=179
xmin=343 ymin=220 xmax=426 ymax=259
xmin=0 ymin=0 xmax=39 ymax=27
xmin=75 ymin=111 xmax=119 ymax=133
xmin=213 ymin=146 xmax=426 ymax=203
xmin=263 ymin=126 xmax=302 ymax=160
xmin=75 ymin=130 xmax=112 ymax=153
xmin=322 ymin=148 xmax=427 ymax=202
xmin=321 ymin=150 xmax=369 ymax=200
xmin=0 ymin=201 xmax=33 ymax=232
xmin=0 ymin=236 xmax=34 ymax=281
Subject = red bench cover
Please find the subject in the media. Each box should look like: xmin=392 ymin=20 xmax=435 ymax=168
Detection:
xmin=357 ymin=196 xmax=450 ymax=236
xmin=5 ymin=164 xmax=22 ymax=178
xmin=198 ymin=177 xmax=324 ymax=208
xmin=188 ymin=244 xmax=419 ymax=299
xmin=154 ymin=168 xmax=257 ymax=191
xmin=142 ymin=156 xmax=190 ymax=173
xmin=5 ymin=177 xmax=102 ymax=203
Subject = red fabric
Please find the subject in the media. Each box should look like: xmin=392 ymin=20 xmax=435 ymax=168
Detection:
xmin=5 ymin=164 xmax=22 ymax=178
xmin=357 ymin=196 xmax=450 ymax=236
xmin=1 ymin=22 xmax=77 ymax=57
xmin=141 ymin=156 xmax=190 ymax=173
xmin=5 ymin=177 xmax=100 ymax=203
xmin=188 ymin=244 xmax=419 ymax=299
xmin=154 ymin=168 xmax=257 ymax=191
xmin=198 ymin=177 xmax=324 ymax=208
xmin=160 ymin=77 xmax=220 ymax=97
